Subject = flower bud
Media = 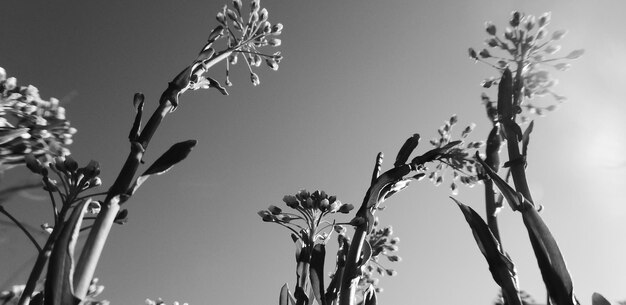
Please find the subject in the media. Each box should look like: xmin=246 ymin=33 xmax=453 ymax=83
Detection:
xmin=64 ymin=155 xmax=78 ymax=172
xmin=551 ymin=30 xmax=567 ymax=40
xmin=338 ymin=203 xmax=354 ymax=214
xmin=25 ymin=154 xmax=44 ymax=175
xmin=250 ymin=72 xmax=260 ymax=86
xmin=485 ymin=22 xmax=496 ymax=35
xmin=267 ymin=38 xmax=281 ymax=47
xmin=283 ymin=195 xmax=299 ymax=208
xmin=268 ymin=205 xmax=282 ymax=215
xmin=271 ymin=23 xmax=283 ymax=34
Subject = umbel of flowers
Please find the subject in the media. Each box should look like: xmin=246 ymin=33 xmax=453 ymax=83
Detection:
xmin=0 ymin=67 xmax=75 ymax=172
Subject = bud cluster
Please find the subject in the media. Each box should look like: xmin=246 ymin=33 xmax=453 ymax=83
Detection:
xmin=358 ymin=224 xmax=401 ymax=294
xmin=25 ymin=154 xmax=102 ymax=209
xmin=468 ymin=11 xmax=583 ymax=120
xmin=214 ymin=0 xmax=283 ymax=87
xmin=0 ymin=67 xmax=75 ymax=171
xmin=258 ymin=189 xmax=354 ymax=245
xmin=425 ymin=115 xmax=481 ymax=194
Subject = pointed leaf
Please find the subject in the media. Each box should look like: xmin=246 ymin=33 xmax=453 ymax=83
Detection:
xmin=129 ymin=93 xmax=145 ymax=141
xmin=522 ymin=207 xmax=578 ymax=305
xmin=451 ymin=197 xmax=522 ymax=305
xmin=279 ymin=284 xmax=292 ymax=305
xmin=44 ymin=200 xmax=89 ymax=305
xmin=309 ymin=244 xmax=326 ymax=305
xmin=484 ymin=125 xmax=502 ymax=172
xmin=497 ymin=68 xmax=514 ymax=120
xmin=394 ymin=134 xmax=420 ymax=167
xmin=206 ymin=77 xmax=229 ymax=95
xmin=591 ymin=293 xmax=611 ymax=305
xmin=475 ymin=152 xmax=526 ymax=211
xmin=522 ymin=121 xmax=534 ymax=157
xmin=128 ymin=140 xmax=197 ymax=195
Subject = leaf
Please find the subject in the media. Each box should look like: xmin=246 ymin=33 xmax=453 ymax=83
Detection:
xmin=484 ymin=125 xmax=502 ymax=172
xmin=207 ymin=25 xmax=224 ymax=43
xmin=128 ymin=140 xmax=197 ymax=195
xmin=592 ymin=293 xmax=611 ymax=305
xmin=522 ymin=121 xmax=534 ymax=157
xmin=44 ymin=200 xmax=89 ymax=305
xmin=475 ymin=155 xmax=578 ymax=305
xmin=497 ymin=68 xmax=514 ymax=119
xmin=451 ymin=197 xmax=522 ymax=305
xmin=394 ymin=134 xmax=420 ymax=167
xmin=475 ymin=152 xmax=526 ymax=211
xmin=129 ymin=93 xmax=145 ymax=141
xmin=522 ymin=207 xmax=578 ymax=305
xmin=279 ymin=284 xmax=292 ymax=305
xmin=0 ymin=128 xmax=29 ymax=145
xmin=309 ymin=244 xmax=327 ymax=305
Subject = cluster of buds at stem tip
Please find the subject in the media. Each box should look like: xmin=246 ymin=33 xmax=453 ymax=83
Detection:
xmin=423 ymin=115 xmax=482 ymax=195
xmin=468 ymin=11 xmax=583 ymax=121
xmin=25 ymin=154 xmax=102 ymax=202
xmin=0 ymin=67 xmax=75 ymax=172
xmin=213 ymin=0 xmax=284 ymax=87
xmin=258 ymin=189 xmax=354 ymax=245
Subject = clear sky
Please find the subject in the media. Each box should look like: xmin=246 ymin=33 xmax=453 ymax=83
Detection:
xmin=1 ymin=1 xmax=625 ymax=304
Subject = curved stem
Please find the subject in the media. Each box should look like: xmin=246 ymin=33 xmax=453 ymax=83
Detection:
xmin=0 ymin=206 xmax=42 ymax=252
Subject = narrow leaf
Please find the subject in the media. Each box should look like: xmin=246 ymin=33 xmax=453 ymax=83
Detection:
xmin=45 ymin=200 xmax=89 ymax=305
xmin=129 ymin=93 xmax=145 ymax=141
xmin=394 ymin=134 xmax=420 ymax=167
xmin=522 ymin=207 xmax=578 ymax=305
xmin=451 ymin=197 xmax=522 ymax=305
xmin=309 ymin=244 xmax=327 ymax=305
xmin=128 ymin=140 xmax=197 ymax=195
xmin=484 ymin=125 xmax=502 ymax=172
xmin=279 ymin=284 xmax=291 ymax=305
xmin=475 ymin=153 xmax=526 ymax=211
xmin=522 ymin=121 xmax=534 ymax=157
xmin=497 ymin=68 xmax=514 ymax=120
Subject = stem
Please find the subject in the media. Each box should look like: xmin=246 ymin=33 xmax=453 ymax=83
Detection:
xmin=17 ymin=206 xmax=70 ymax=305
xmin=72 ymin=50 xmax=234 ymax=300
xmin=0 ymin=207 xmax=42 ymax=252
xmin=484 ymin=179 xmax=501 ymax=244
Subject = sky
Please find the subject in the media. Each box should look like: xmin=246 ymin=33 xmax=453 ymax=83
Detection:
xmin=1 ymin=0 xmax=625 ymax=304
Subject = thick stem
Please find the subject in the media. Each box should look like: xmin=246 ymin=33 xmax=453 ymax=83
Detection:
xmin=73 ymin=50 xmax=234 ymax=300
xmin=338 ymin=228 xmax=366 ymax=305
xmin=483 ymin=179 xmax=501 ymax=244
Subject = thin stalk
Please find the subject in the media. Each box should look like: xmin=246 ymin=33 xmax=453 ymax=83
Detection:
xmin=0 ymin=207 xmax=42 ymax=252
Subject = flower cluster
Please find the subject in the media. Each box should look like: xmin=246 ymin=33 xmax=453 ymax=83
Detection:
xmin=469 ymin=11 xmax=583 ymax=120
xmin=26 ymin=155 xmax=101 ymax=198
xmin=424 ymin=115 xmax=481 ymax=194
xmin=214 ymin=0 xmax=283 ymax=87
xmin=358 ymin=223 xmax=401 ymax=294
xmin=258 ymin=189 xmax=353 ymax=244
xmin=25 ymin=155 xmax=103 ymax=227
xmin=0 ymin=67 xmax=75 ymax=172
